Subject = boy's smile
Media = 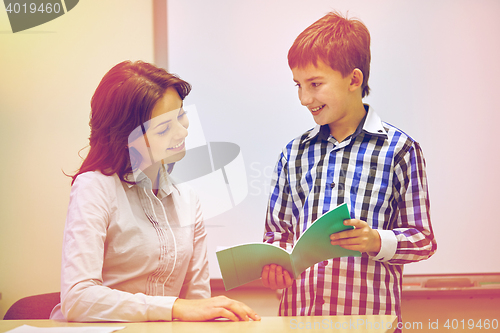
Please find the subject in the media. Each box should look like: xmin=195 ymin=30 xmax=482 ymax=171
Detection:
xmin=310 ymin=105 xmax=325 ymax=114
xmin=291 ymin=60 xmax=366 ymax=142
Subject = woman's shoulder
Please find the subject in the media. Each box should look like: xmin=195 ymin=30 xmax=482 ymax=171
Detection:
xmin=70 ymin=171 xmax=123 ymax=211
xmin=72 ymin=171 xmax=122 ymax=191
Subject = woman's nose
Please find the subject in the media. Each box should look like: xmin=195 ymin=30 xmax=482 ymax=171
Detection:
xmin=175 ymin=116 xmax=189 ymax=138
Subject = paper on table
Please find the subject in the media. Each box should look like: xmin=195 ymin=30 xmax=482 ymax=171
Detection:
xmin=5 ymin=325 xmax=126 ymax=333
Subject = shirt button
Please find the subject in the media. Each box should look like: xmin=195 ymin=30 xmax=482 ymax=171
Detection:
xmin=330 ymin=182 xmax=336 ymax=188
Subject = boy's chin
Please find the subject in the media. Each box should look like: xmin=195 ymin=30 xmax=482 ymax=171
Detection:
xmin=312 ymin=117 xmax=328 ymax=126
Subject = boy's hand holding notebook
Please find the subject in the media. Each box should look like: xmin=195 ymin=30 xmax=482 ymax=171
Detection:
xmin=216 ymin=203 xmax=361 ymax=290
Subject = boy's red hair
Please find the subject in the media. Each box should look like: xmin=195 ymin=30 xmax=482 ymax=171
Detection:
xmin=288 ymin=11 xmax=371 ymax=98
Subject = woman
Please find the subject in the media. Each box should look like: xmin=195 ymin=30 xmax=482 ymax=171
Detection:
xmin=50 ymin=61 xmax=259 ymax=322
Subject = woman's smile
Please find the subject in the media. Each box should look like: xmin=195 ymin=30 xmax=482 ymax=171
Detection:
xmin=167 ymin=140 xmax=185 ymax=151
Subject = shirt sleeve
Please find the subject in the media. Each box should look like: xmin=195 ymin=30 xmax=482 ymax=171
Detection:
xmin=178 ymin=194 xmax=211 ymax=300
xmin=56 ymin=173 xmax=177 ymax=322
xmin=263 ymin=152 xmax=295 ymax=251
xmin=382 ymin=141 xmax=437 ymax=265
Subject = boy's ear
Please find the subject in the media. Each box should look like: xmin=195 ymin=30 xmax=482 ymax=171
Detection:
xmin=349 ymin=68 xmax=364 ymax=92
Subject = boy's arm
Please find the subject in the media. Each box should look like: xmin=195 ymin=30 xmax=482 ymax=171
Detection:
xmin=261 ymin=152 xmax=295 ymax=289
xmin=330 ymin=142 xmax=436 ymax=264
xmin=263 ymin=152 xmax=295 ymax=251
xmin=387 ymin=141 xmax=437 ymax=264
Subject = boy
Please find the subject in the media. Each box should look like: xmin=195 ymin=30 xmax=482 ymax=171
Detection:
xmin=260 ymin=11 xmax=437 ymax=328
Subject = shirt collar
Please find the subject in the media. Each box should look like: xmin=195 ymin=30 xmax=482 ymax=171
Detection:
xmin=304 ymin=104 xmax=388 ymax=143
xmin=124 ymin=164 xmax=174 ymax=197
xmin=362 ymin=105 xmax=388 ymax=139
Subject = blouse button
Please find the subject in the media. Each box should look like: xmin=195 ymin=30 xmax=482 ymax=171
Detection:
xmin=330 ymin=182 xmax=336 ymax=188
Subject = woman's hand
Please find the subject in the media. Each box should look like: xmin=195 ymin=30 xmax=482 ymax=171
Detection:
xmin=261 ymin=264 xmax=293 ymax=290
xmin=172 ymin=296 xmax=261 ymax=321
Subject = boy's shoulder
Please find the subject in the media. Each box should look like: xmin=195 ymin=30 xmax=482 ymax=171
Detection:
xmin=381 ymin=121 xmax=416 ymax=143
xmin=361 ymin=106 xmax=418 ymax=146
xmin=281 ymin=126 xmax=320 ymax=153
xmin=279 ymin=112 xmax=420 ymax=161
xmin=381 ymin=121 xmax=424 ymax=159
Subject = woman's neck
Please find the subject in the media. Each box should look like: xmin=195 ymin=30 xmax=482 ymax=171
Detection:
xmin=141 ymin=162 xmax=161 ymax=195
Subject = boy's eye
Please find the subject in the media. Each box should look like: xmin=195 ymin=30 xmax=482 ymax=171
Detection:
xmin=312 ymin=82 xmax=321 ymax=87
xmin=294 ymin=83 xmax=301 ymax=88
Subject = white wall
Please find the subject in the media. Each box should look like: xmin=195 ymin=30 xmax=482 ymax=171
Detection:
xmin=0 ymin=0 xmax=154 ymax=318
xmin=167 ymin=0 xmax=500 ymax=277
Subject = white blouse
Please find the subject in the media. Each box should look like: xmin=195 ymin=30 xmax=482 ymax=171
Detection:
xmin=50 ymin=166 xmax=210 ymax=321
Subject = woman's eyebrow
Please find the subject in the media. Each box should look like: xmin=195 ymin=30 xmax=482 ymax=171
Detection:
xmin=153 ymin=119 xmax=171 ymax=130
xmin=151 ymin=104 xmax=183 ymax=130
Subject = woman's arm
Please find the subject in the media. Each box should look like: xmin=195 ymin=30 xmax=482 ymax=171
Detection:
xmin=178 ymin=194 xmax=210 ymax=299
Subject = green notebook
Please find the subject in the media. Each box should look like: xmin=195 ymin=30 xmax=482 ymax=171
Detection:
xmin=216 ymin=203 xmax=361 ymax=290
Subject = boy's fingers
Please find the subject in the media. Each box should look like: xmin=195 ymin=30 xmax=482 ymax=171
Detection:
xmin=332 ymin=219 xmax=370 ymax=240
xmin=344 ymin=219 xmax=367 ymax=228
xmin=261 ymin=265 xmax=270 ymax=287
xmin=330 ymin=229 xmax=355 ymax=240
xmin=261 ymin=264 xmax=292 ymax=290
xmin=268 ymin=264 xmax=278 ymax=290
xmin=343 ymin=218 xmax=354 ymax=226
xmin=331 ymin=237 xmax=358 ymax=246
xmin=276 ymin=266 xmax=293 ymax=289
xmin=283 ymin=270 xmax=293 ymax=287
xmin=276 ymin=265 xmax=285 ymax=288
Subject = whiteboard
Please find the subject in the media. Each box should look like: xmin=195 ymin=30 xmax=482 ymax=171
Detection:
xmin=167 ymin=0 xmax=500 ymax=277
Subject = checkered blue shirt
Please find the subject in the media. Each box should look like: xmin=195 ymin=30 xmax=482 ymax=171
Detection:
xmin=264 ymin=106 xmax=437 ymax=324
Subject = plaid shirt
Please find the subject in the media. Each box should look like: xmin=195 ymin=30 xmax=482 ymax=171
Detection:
xmin=264 ymin=106 xmax=436 ymax=324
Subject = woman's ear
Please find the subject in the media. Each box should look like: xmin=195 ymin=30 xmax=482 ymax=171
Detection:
xmin=128 ymin=146 xmax=143 ymax=171
xmin=349 ymin=68 xmax=364 ymax=92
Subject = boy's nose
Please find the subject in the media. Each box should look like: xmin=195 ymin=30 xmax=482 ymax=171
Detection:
xmin=299 ymin=90 xmax=313 ymax=106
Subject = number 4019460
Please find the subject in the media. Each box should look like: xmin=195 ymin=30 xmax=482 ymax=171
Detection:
xmin=444 ymin=319 xmax=498 ymax=330
xmin=5 ymin=2 xmax=62 ymax=14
